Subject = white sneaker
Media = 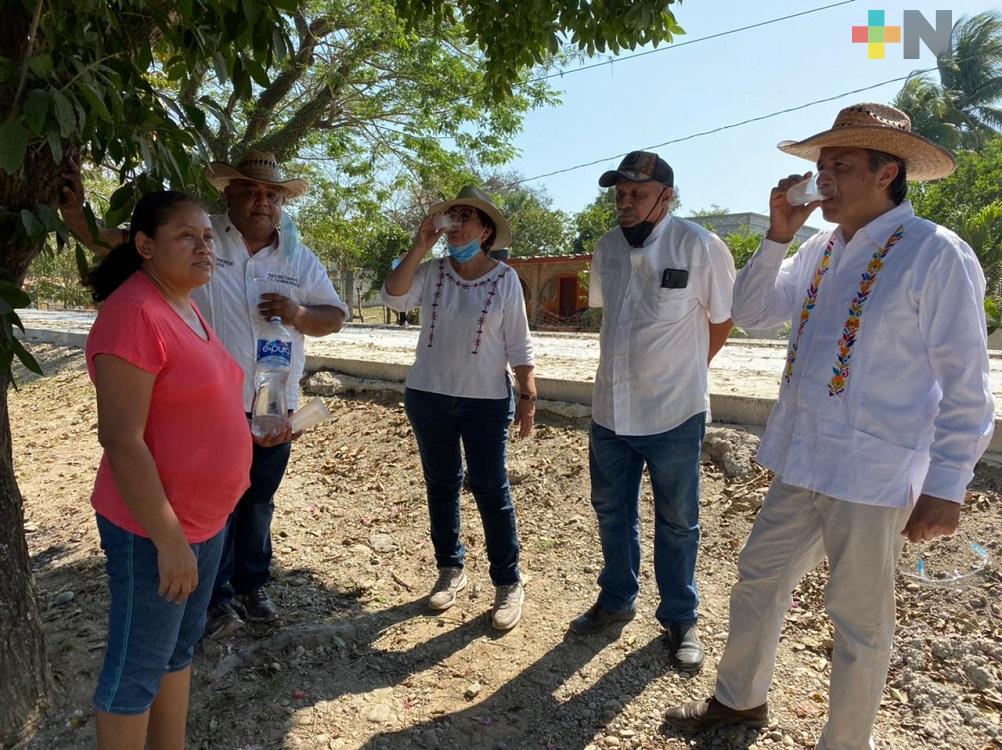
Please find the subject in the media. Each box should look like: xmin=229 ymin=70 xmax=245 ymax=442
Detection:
xmin=428 ymin=567 xmax=467 ymax=610
xmin=491 ymin=582 xmax=524 ymax=631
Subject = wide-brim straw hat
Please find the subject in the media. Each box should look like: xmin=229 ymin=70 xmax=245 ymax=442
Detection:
xmin=429 ymin=186 xmax=512 ymax=249
xmin=777 ymin=103 xmax=956 ymax=181
xmin=205 ymin=150 xmax=309 ymax=199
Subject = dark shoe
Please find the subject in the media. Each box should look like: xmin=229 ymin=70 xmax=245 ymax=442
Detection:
xmin=568 ymin=602 xmax=635 ymax=634
xmin=665 ymin=622 xmax=705 ymax=671
xmin=664 ymin=696 xmax=768 ymax=732
xmin=204 ymin=602 xmax=245 ymax=640
xmin=236 ymin=587 xmax=278 ymax=622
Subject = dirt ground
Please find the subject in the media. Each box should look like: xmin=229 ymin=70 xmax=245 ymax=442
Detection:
xmin=9 ymin=343 xmax=1002 ymax=750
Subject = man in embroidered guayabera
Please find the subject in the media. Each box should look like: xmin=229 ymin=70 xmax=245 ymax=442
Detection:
xmin=60 ymin=152 xmax=349 ymax=637
xmin=665 ymin=104 xmax=995 ymax=749
xmin=380 ymin=186 xmax=535 ymax=632
xmin=568 ymin=151 xmax=736 ymax=673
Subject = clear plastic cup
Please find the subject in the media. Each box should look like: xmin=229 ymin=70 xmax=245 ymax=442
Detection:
xmin=786 ymin=172 xmax=837 ymax=206
xmin=289 ymin=397 xmax=332 ymax=433
xmin=900 ymin=539 xmax=990 ymax=589
xmin=433 ymin=213 xmax=459 ymax=232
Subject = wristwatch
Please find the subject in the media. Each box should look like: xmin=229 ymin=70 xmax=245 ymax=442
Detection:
xmin=519 ymin=393 xmax=537 ymax=402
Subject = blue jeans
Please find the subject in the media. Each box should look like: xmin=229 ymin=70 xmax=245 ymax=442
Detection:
xmin=589 ymin=412 xmax=705 ymax=626
xmin=404 ymin=387 xmax=520 ymax=586
xmin=93 ymin=515 xmax=224 ymax=715
xmin=211 ymin=439 xmax=292 ymax=607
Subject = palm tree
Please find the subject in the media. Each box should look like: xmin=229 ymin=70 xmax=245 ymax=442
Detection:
xmin=894 ymin=10 xmax=1002 ymax=150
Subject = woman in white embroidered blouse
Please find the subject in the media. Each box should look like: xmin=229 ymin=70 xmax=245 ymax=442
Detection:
xmin=381 ymin=186 xmax=536 ymax=632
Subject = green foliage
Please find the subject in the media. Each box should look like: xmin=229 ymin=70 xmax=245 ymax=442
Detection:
xmin=910 ymin=137 xmax=1002 ymax=294
xmin=392 ymin=0 xmax=684 ymax=95
xmin=894 ymin=10 xmax=1002 ymax=150
xmin=571 ymin=189 xmax=616 ymax=254
xmin=358 ymin=223 xmax=414 ymax=294
xmin=985 ymin=296 xmax=1002 ymax=334
xmin=723 ymin=227 xmax=762 ymax=270
xmin=482 ymin=175 xmax=569 ymax=257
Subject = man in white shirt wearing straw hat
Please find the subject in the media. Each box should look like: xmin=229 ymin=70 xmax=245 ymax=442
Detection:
xmin=665 ymin=103 xmax=995 ymax=749
xmin=60 ymin=151 xmax=349 ymax=636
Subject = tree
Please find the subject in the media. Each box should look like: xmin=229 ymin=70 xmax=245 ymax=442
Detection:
xmin=723 ymin=227 xmax=763 ymax=270
xmin=393 ymin=0 xmax=685 ymax=95
xmin=0 ymin=1 xmax=688 ymax=739
xmin=0 ymin=2 xmax=296 ymax=741
xmin=894 ymin=10 xmax=1002 ymax=150
xmin=571 ymin=189 xmax=616 ymax=254
xmin=909 ymin=136 xmax=1002 ymax=293
xmin=482 ymin=175 xmax=570 ymax=257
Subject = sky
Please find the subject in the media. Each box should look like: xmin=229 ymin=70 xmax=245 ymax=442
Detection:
xmin=505 ymin=0 xmax=997 ymax=228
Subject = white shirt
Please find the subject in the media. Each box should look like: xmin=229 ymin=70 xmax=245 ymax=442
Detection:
xmin=590 ymin=214 xmax=736 ymax=436
xmin=192 ymin=214 xmax=348 ymax=411
xmin=733 ymin=201 xmax=994 ymax=507
xmin=380 ymin=258 xmax=534 ymax=399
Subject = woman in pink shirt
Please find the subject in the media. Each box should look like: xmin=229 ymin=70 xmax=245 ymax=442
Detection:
xmin=84 ymin=191 xmax=252 ymax=748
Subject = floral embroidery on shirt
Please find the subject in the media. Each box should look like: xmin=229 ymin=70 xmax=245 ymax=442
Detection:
xmin=828 ymin=225 xmax=905 ymax=396
xmin=784 ymin=235 xmax=836 ymax=384
xmin=426 ymin=259 xmax=509 ymax=354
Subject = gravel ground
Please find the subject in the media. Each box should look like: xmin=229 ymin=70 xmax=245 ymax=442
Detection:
xmin=9 ymin=343 xmax=1002 ymax=750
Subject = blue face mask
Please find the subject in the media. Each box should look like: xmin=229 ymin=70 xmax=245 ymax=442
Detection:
xmin=447 ymin=238 xmax=482 ymax=263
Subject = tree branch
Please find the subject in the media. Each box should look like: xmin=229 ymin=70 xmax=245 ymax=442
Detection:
xmin=11 ymin=0 xmax=45 ymax=112
xmin=237 ymin=14 xmax=334 ymax=150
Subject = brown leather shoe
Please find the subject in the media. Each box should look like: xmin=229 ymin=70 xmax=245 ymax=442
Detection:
xmin=664 ymin=696 xmax=768 ymax=732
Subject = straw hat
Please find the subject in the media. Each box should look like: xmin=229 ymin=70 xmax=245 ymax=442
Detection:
xmin=777 ymin=103 xmax=956 ymax=181
xmin=428 ymin=186 xmax=512 ymax=249
xmin=205 ymin=150 xmax=309 ymax=199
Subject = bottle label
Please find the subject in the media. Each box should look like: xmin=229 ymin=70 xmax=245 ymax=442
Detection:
xmin=257 ymin=338 xmax=292 ymax=365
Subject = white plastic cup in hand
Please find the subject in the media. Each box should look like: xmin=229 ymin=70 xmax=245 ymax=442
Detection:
xmin=289 ymin=397 xmax=332 ymax=433
xmin=432 ymin=213 xmax=458 ymax=232
xmin=786 ymin=172 xmax=837 ymax=206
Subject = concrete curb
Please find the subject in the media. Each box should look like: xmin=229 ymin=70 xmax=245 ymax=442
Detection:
xmin=21 ymin=328 xmax=1002 ymax=453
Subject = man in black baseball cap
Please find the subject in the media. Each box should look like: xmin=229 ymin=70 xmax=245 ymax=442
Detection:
xmin=598 ymin=151 xmax=675 ymax=248
xmin=571 ymin=149 xmax=736 ymax=675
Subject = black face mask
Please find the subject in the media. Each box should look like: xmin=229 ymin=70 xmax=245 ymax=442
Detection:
xmin=620 ymin=187 xmax=667 ymax=248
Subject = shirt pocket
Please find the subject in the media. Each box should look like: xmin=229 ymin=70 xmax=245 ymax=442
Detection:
xmin=657 ymin=287 xmax=697 ymax=323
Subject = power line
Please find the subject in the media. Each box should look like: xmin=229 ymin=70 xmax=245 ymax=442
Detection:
xmin=515 ymin=69 xmax=935 ymax=185
xmin=529 ymin=0 xmax=857 ymax=84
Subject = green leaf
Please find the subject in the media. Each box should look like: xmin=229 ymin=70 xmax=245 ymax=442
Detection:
xmin=0 ymin=280 xmax=31 ymax=310
xmin=51 ymin=90 xmax=76 ymax=137
xmin=26 ymin=53 xmax=53 ymax=78
xmin=11 ymin=335 xmax=43 ymax=376
xmin=0 ymin=119 xmax=30 ymax=174
xmin=46 ymin=129 xmax=63 ymax=163
xmin=75 ymin=242 xmax=90 ymax=284
xmin=106 ymin=183 xmax=136 ymax=228
xmin=22 ymin=89 xmax=50 ymax=136
xmin=20 ymin=209 xmax=46 ymax=240
xmin=36 ymin=205 xmax=61 ymax=232
xmin=79 ymin=81 xmax=113 ymax=123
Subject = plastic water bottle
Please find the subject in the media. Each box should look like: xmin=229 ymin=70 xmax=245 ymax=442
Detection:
xmin=251 ymin=317 xmax=292 ymax=437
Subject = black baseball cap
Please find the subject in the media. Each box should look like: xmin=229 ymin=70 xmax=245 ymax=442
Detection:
xmin=598 ymin=151 xmax=674 ymax=188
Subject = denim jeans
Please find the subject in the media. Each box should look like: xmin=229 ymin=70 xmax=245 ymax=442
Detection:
xmin=211 ymin=439 xmax=292 ymax=607
xmin=94 ymin=514 xmax=224 ymax=714
xmin=589 ymin=412 xmax=705 ymax=626
xmin=404 ymin=387 xmax=520 ymax=586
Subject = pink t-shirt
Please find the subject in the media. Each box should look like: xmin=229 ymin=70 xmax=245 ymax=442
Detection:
xmin=86 ymin=273 xmax=252 ymax=542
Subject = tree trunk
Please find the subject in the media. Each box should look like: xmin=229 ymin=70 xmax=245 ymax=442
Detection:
xmin=0 ymin=365 xmax=50 ymax=746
